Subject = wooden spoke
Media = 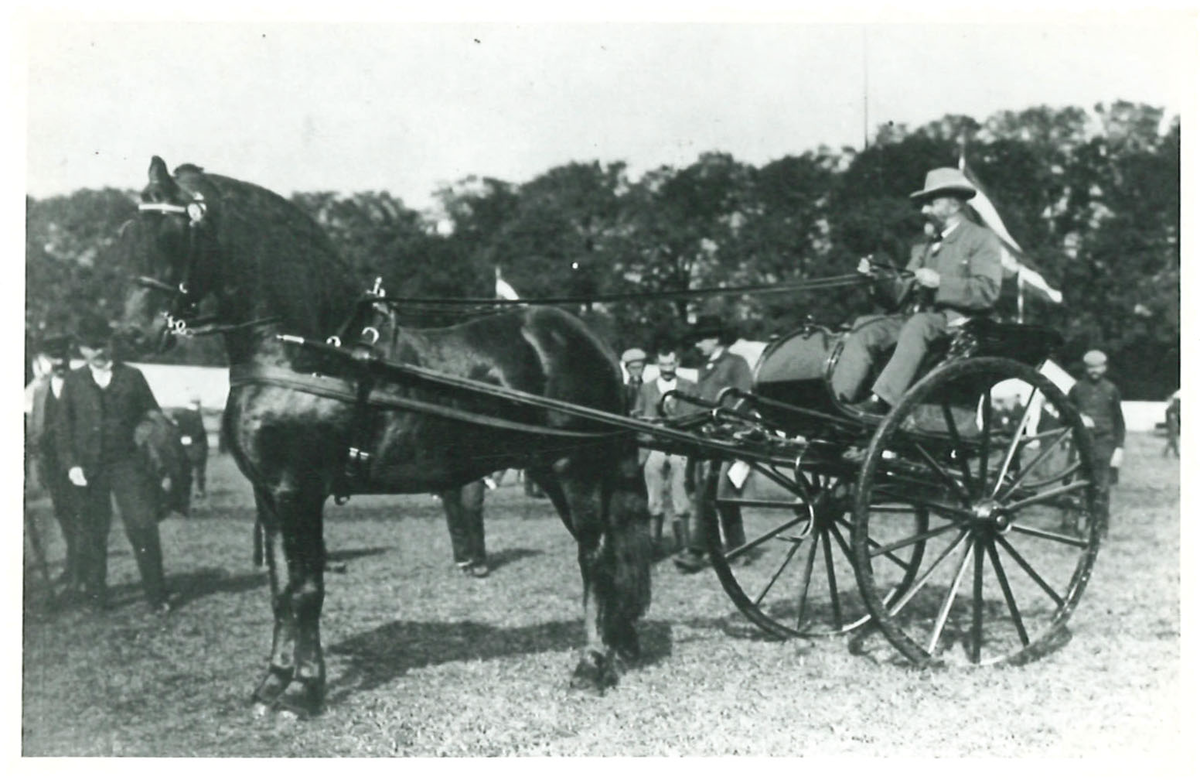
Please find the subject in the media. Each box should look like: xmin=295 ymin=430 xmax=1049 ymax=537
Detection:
xmin=869 ymin=521 xmax=959 ymax=558
xmin=978 ymin=397 xmax=994 ymax=493
xmin=990 ymin=388 xmax=1043 ymax=497
xmin=996 ymin=426 xmax=1073 ymax=499
xmin=1004 ymin=481 xmax=1091 ymax=513
xmin=927 ymin=538 xmax=975 ymax=655
xmin=837 ymin=516 xmax=915 ymax=571
xmin=986 ymin=539 xmax=1030 ymax=647
xmin=794 ymin=534 xmax=820 ymax=630
xmin=753 ymin=541 xmax=801 ymax=607
xmin=994 ymin=535 xmax=1065 ymax=608
xmin=970 ymin=537 xmax=985 ymax=663
xmin=723 ymin=514 xmax=812 ymax=561
xmin=1008 ymin=523 xmax=1090 ymax=549
xmin=886 ymin=530 xmax=970 ymax=617
xmin=912 ymin=441 xmax=972 ymax=504
xmin=1015 ymin=461 xmax=1083 ymax=493
xmin=941 ymin=401 xmax=976 ymax=493
xmin=821 ymin=530 xmax=843 ymax=628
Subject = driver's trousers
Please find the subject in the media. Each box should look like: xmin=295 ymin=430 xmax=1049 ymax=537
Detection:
xmin=831 ymin=311 xmax=954 ymax=407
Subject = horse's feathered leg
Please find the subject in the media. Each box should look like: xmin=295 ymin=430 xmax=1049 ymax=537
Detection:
xmin=557 ymin=444 xmax=651 ymax=692
xmin=272 ymin=490 xmax=327 ymax=718
xmin=251 ymin=489 xmax=294 ymax=715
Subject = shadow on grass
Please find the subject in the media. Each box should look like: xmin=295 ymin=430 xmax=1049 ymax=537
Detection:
xmin=326 ymin=618 xmax=673 ymax=705
xmin=485 ymin=547 xmax=543 ymax=573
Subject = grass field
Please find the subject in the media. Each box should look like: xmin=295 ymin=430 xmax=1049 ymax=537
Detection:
xmin=21 ymin=432 xmax=1184 ymax=757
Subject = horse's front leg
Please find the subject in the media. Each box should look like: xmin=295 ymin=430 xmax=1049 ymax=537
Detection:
xmin=272 ymin=491 xmax=327 ymax=718
xmin=251 ymin=490 xmax=295 ymax=715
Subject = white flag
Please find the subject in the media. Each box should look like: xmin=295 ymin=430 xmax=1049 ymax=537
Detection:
xmin=495 ymin=267 xmax=520 ymax=300
xmin=959 ymin=153 xmax=1063 ymax=305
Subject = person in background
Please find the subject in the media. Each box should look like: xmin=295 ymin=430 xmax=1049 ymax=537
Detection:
xmin=621 ymin=348 xmax=647 ymax=414
xmin=1067 ymin=350 xmax=1125 ymax=538
xmin=633 ymin=347 xmax=697 ymax=560
xmin=26 ymin=333 xmax=78 ymax=594
xmin=172 ymin=396 xmax=209 ymax=499
xmin=55 ymin=319 xmax=171 ymax=612
xmin=674 ymin=315 xmax=753 ymax=573
xmin=1163 ymin=390 xmax=1180 ymax=458
xmin=441 ymin=481 xmax=488 ymax=577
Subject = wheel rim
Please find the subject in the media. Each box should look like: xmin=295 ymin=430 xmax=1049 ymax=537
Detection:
xmin=852 ymin=357 xmax=1101 ymax=666
xmin=705 ymin=460 xmax=927 ymax=639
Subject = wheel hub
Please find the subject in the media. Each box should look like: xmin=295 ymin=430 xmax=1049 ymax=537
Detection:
xmin=970 ymin=499 xmax=1011 ymax=532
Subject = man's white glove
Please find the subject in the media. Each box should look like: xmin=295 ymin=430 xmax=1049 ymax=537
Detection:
xmin=1110 ymin=448 xmax=1124 ymax=469
xmin=1080 ymin=414 xmax=1095 ymax=428
xmin=856 ymin=257 xmax=873 ymax=275
xmin=914 ymin=268 xmax=940 ymax=288
xmin=68 ymin=466 xmax=88 ymax=487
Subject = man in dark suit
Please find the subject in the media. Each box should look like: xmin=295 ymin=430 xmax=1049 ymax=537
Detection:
xmin=621 ymin=348 xmax=647 ymax=413
xmin=55 ymin=320 xmax=170 ymax=612
xmin=675 ymin=316 xmax=754 ymax=573
xmin=172 ymin=396 xmax=209 ymax=498
xmin=632 ymin=347 xmax=698 ymax=559
xmin=26 ymin=334 xmax=78 ymax=594
xmin=831 ymin=168 xmax=1004 ymax=414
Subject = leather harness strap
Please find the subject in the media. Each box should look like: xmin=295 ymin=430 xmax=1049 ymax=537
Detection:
xmin=228 ymin=364 xmax=621 ymax=441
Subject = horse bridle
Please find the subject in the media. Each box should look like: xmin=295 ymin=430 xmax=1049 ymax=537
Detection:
xmin=134 ymin=193 xmax=212 ymax=335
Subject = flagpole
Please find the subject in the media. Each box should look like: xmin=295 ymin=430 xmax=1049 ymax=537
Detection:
xmin=861 ymin=27 xmax=869 ymax=151
xmin=1017 ymin=278 xmax=1025 ymax=324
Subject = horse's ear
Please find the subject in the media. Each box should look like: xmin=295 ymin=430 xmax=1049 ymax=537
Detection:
xmin=148 ymin=156 xmax=171 ymax=184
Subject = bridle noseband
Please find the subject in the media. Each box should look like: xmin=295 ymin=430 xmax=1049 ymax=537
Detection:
xmin=134 ymin=193 xmax=211 ymax=335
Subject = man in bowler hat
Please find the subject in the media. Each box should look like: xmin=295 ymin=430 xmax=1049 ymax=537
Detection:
xmin=1068 ymin=349 xmax=1125 ymax=537
xmin=831 ymin=168 xmax=1003 ymax=415
xmin=674 ymin=315 xmax=753 ymax=573
xmin=26 ymin=333 xmax=79 ymax=593
xmin=55 ymin=318 xmax=171 ymax=612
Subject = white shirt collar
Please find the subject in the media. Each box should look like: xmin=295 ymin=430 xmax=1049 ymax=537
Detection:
xmin=656 ymin=375 xmax=677 ymax=393
xmin=90 ymin=364 xmax=114 ymax=389
xmin=50 ymin=375 xmax=65 ymax=398
xmin=940 ymin=217 xmax=962 ymax=238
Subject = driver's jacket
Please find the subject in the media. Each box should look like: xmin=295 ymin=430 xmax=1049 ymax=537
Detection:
xmin=873 ymin=219 xmax=1003 ymax=318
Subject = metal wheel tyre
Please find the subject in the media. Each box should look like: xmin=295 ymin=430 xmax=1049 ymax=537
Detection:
xmin=704 ymin=459 xmax=927 ymax=639
xmin=852 ymin=357 xmax=1101 ymax=666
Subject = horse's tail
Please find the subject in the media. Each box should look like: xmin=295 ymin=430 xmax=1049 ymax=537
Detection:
xmin=599 ymin=438 xmax=652 ymax=633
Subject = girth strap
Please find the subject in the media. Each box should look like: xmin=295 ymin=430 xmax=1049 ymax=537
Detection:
xmin=228 ymin=364 xmax=620 ymax=440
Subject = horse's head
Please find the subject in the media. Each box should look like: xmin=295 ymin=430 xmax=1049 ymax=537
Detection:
xmin=117 ymin=156 xmax=225 ymax=354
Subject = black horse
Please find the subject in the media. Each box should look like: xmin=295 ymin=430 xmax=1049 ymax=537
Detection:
xmin=116 ymin=157 xmax=650 ymax=717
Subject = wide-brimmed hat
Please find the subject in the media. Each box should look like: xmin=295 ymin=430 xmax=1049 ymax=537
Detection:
xmin=76 ymin=316 xmax=114 ymax=349
xmin=690 ymin=314 xmax=731 ymax=343
xmin=1082 ymin=350 xmax=1107 ymax=367
xmin=910 ymin=168 xmax=977 ymax=201
xmin=620 ymin=348 xmax=647 ymax=365
xmin=38 ymin=332 xmax=73 ymax=361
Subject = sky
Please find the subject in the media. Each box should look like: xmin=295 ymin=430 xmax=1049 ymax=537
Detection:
xmin=21 ymin=11 xmax=1196 ymax=214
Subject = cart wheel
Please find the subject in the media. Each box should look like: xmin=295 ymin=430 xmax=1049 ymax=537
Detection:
xmin=852 ymin=357 xmax=1101 ymax=666
xmin=704 ymin=459 xmax=927 ymax=639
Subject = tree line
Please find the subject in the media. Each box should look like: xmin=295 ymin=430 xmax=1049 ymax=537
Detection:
xmin=25 ymin=100 xmax=1179 ymax=398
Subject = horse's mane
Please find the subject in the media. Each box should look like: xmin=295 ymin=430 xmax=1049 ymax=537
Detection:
xmin=173 ymin=165 xmax=360 ymax=337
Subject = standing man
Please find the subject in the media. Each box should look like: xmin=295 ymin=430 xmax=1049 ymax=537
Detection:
xmin=831 ymin=168 xmax=1003 ymax=414
xmin=26 ymin=334 xmax=78 ymax=594
xmin=55 ymin=319 xmax=171 ymax=612
xmin=172 ymin=396 xmax=209 ymax=499
xmin=621 ymin=348 xmax=647 ymax=414
xmin=674 ymin=316 xmax=754 ymax=573
xmin=633 ymin=348 xmax=697 ymax=560
xmin=441 ymin=481 xmax=489 ymax=578
xmin=1067 ymin=350 xmax=1125 ymax=537
xmin=1163 ymin=391 xmax=1180 ymax=458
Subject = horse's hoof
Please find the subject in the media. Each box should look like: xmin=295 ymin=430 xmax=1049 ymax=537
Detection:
xmin=252 ymin=666 xmax=293 ymax=708
xmin=612 ymin=633 xmax=641 ymax=666
xmin=569 ymin=652 xmax=618 ymax=693
xmin=274 ymin=678 xmax=325 ymax=719
xmin=251 ymin=701 xmax=272 ymax=720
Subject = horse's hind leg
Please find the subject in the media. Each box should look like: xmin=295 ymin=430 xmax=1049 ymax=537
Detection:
xmin=553 ymin=449 xmax=651 ymax=692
